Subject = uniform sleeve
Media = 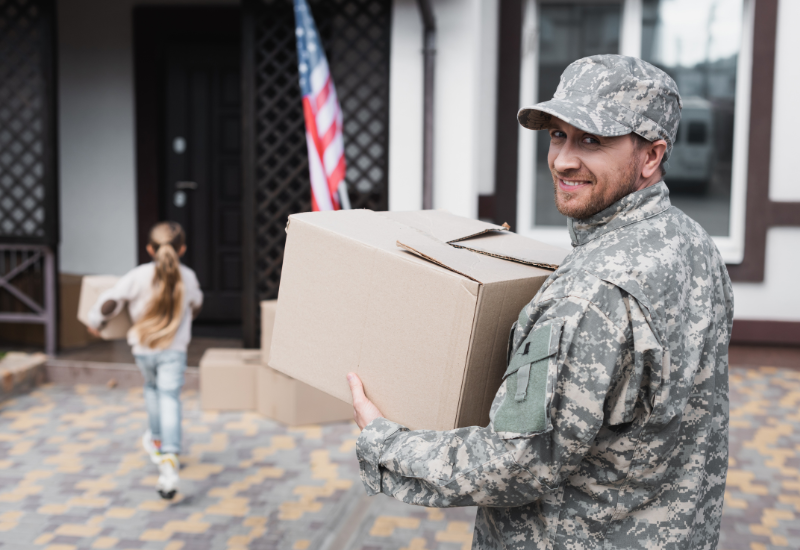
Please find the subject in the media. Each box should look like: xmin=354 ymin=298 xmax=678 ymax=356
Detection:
xmin=86 ymin=270 xmax=139 ymax=330
xmin=355 ymin=294 xmax=631 ymax=508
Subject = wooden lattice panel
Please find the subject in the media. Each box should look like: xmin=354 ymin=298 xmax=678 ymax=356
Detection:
xmin=250 ymin=0 xmax=391 ymax=304
xmin=0 ymin=0 xmax=56 ymax=244
xmin=328 ymin=0 xmax=392 ymax=211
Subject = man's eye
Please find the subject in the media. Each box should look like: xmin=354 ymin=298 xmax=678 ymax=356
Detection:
xmin=583 ymin=136 xmax=600 ymax=144
xmin=550 ymin=131 xmax=566 ymax=139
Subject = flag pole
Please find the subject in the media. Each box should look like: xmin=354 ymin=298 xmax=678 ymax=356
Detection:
xmin=338 ymin=182 xmax=352 ymax=210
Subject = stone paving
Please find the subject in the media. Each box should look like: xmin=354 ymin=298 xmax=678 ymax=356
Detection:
xmin=0 ymin=384 xmax=474 ymax=550
xmin=720 ymin=366 xmax=800 ymax=550
xmin=0 ymin=364 xmax=797 ymax=550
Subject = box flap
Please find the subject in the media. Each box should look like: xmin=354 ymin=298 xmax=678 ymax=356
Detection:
xmin=451 ymin=231 xmax=569 ymax=270
xmin=379 ymin=210 xmax=507 ymax=244
xmin=396 ymin=230 xmax=537 ymax=285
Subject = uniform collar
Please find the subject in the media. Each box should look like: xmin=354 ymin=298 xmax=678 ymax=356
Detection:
xmin=567 ymin=181 xmax=671 ymax=247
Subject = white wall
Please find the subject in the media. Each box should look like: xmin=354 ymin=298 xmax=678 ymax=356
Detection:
xmin=733 ymin=228 xmax=800 ymax=321
xmin=768 ymin=0 xmax=800 ymax=202
xmin=431 ymin=0 xmax=498 ymax=217
xmin=57 ymin=0 xmax=235 ymax=276
xmin=388 ymin=0 xmax=424 ymax=211
xmin=58 ymin=0 xmax=137 ymax=275
xmin=475 ymin=0 xmax=499 ymax=197
xmin=731 ymin=0 xmax=800 ymax=322
xmin=388 ymin=0 xmax=499 ymax=214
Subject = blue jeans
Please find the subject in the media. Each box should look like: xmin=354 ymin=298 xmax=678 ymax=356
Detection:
xmin=134 ymin=351 xmax=187 ymax=454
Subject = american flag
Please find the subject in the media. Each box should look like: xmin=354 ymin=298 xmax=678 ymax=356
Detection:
xmin=293 ymin=0 xmax=349 ymax=211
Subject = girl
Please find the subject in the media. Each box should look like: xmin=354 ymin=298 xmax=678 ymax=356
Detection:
xmin=88 ymin=221 xmax=203 ymax=500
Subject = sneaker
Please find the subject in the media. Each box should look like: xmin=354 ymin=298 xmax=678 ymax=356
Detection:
xmin=141 ymin=430 xmax=162 ymax=464
xmin=157 ymin=453 xmax=180 ymax=500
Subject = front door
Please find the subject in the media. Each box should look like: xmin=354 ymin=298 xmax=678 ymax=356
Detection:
xmin=164 ymin=43 xmax=242 ymax=324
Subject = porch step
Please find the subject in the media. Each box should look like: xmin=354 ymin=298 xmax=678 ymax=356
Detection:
xmin=0 ymin=352 xmax=48 ymax=402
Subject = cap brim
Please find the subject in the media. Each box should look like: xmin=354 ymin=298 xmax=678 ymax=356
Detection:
xmin=518 ymin=97 xmax=631 ymax=138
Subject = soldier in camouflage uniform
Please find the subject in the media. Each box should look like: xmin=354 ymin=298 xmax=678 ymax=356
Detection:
xmin=347 ymin=55 xmax=734 ymax=549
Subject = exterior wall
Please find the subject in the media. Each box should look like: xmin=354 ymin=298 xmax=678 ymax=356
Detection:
xmin=60 ymin=0 xmax=498 ymax=266
xmin=432 ymin=0 xmax=497 ymax=217
xmin=768 ymin=0 xmax=800 ymax=202
xmin=388 ymin=0 xmax=498 ymax=214
xmin=731 ymin=0 xmax=800 ymax=323
xmin=387 ymin=0 xmax=423 ymax=211
xmin=733 ymin=228 xmax=800 ymax=321
xmin=56 ymin=0 xmax=798 ymax=322
xmin=475 ymin=0 xmax=499 ymax=197
xmin=57 ymin=0 xmax=235 ymax=276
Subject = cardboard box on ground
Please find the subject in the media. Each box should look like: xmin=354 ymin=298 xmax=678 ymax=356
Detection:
xmin=76 ymin=275 xmax=133 ymax=340
xmin=199 ymin=348 xmax=259 ymax=411
xmin=269 ymin=210 xmax=568 ymax=431
xmin=198 ymin=300 xmax=351 ymax=425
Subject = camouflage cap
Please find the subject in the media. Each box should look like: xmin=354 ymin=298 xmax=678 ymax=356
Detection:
xmin=518 ymin=54 xmax=682 ymax=160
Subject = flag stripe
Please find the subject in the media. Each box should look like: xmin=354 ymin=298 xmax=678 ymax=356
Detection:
xmin=306 ymin=132 xmax=334 ymax=211
xmin=315 ymin=77 xmax=332 ymax=113
xmin=323 ymin=134 xmax=344 ymax=176
xmin=294 ymin=0 xmax=346 ymax=212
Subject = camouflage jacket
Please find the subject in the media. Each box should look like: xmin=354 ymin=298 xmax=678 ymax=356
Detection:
xmin=356 ymin=182 xmax=734 ymax=549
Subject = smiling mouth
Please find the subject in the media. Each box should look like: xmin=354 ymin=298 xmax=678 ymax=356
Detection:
xmin=558 ymin=178 xmax=592 ymax=190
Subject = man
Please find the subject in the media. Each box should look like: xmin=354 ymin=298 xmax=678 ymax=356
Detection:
xmin=347 ymin=55 xmax=733 ymax=549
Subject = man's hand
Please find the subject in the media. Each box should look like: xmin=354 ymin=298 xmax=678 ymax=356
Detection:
xmin=347 ymin=373 xmax=384 ymax=430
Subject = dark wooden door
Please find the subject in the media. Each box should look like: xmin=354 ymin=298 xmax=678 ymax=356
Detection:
xmin=164 ymin=43 xmax=241 ymax=323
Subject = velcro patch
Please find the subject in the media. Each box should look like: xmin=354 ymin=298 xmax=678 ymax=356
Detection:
xmin=494 ymin=321 xmax=563 ymax=437
xmin=504 ymin=321 xmax=562 ymax=379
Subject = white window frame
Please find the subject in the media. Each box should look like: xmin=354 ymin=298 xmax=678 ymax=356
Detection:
xmin=515 ymin=0 xmax=754 ymax=264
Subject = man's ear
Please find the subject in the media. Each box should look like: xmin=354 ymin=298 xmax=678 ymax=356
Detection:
xmin=641 ymin=139 xmax=668 ymax=179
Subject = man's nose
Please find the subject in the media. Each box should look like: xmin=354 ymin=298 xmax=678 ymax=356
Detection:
xmin=552 ymin=140 xmax=581 ymax=173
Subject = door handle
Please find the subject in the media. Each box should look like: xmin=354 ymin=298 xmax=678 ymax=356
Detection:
xmin=176 ymin=181 xmax=198 ymax=190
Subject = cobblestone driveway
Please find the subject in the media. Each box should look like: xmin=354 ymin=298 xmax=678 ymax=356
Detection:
xmin=0 ymin=365 xmax=798 ymax=550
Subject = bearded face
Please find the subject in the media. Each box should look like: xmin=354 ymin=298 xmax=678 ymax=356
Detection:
xmin=546 ymin=118 xmax=662 ymax=219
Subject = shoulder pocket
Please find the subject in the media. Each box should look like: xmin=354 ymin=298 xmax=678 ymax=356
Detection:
xmin=493 ymin=320 xmax=564 ymax=438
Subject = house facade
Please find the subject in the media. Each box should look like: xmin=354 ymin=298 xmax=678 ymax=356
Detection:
xmin=1 ymin=0 xmax=797 ymax=350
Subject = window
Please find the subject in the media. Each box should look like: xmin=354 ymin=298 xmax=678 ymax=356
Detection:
xmin=517 ymin=0 xmax=753 ymax=263
xmin=534 ymin=4 xmax=623 ymax=228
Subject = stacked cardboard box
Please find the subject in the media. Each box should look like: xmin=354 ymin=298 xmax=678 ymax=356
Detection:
xmin=256 ymin=300 xmax=351 ymax=424
xmin=198 ymin=301 xmax=351 ymax=425
xmin=199 ymin=348 xmax=259 ymax=411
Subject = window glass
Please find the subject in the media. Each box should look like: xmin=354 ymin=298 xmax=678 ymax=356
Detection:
xmin=534 ymin=4 xmax=622 ymax=227
xmin=642 ymin=0 xmax=743 ymax=236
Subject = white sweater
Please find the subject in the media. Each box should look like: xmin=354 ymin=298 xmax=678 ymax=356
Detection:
xmin=87 ymin=262 xmax=203 ymax=355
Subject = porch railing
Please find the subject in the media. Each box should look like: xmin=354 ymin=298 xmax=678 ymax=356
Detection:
xmin=0 ymin=245 xmax=57 ymax=355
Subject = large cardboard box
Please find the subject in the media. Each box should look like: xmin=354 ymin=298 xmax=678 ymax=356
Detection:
xmin=199 ymin=348 xmax=258 ymax=411
xmin=77 ymin=275 xmax=133 ymax=340
xmin=269 ymin=210 xmax=568 ymax=431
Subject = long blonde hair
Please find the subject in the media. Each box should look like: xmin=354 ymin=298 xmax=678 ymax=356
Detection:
xmin=133 ymin=222 xmax=186 ymax=349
